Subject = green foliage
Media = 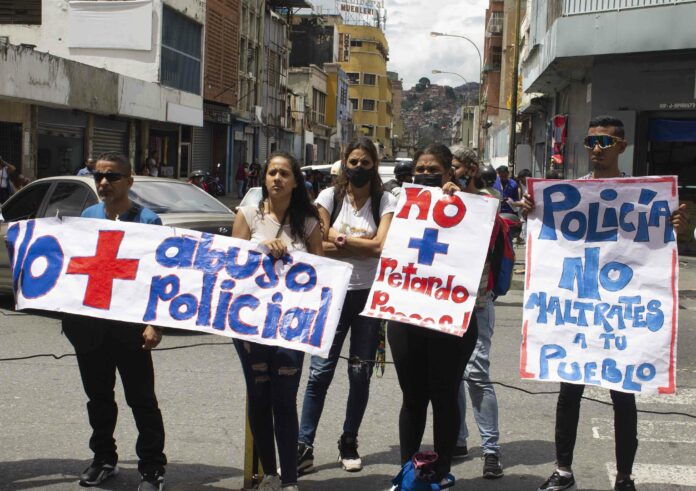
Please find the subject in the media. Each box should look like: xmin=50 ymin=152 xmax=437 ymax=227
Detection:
xmin=418 ymin=77 xmax=431 ymax=87
xmin=415 ymin=83 xmax=425 ymax=92
xmin=422 ymin=100 xmax=434 ymax=112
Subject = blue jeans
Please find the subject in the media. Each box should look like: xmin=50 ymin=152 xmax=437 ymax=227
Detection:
xmin=299 ymin=289 xmax=381 ymax=446
xmin=457 ymin=294 xmax=501 ymax=455
xmin=234 ymin=340 xmax=304 ymax=486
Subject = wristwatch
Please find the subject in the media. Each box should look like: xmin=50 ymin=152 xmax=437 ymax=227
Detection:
xmin=335 ymin=233 xmax=347 ymax=247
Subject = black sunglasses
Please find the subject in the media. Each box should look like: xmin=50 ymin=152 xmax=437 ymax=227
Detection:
xmin=583 ymin=135 xmax=624 ymax=150
xmin=93 ymin=172 xmax=125 ymax=182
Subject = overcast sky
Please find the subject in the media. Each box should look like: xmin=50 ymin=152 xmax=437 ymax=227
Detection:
xmin=310 ymin=0 xmax=488 ymax=89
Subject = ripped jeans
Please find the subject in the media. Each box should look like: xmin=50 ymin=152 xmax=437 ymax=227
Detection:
xmin=299 ymin=288 xmax=381 ymax=446
xmin=234 ymin=340 xmax=304 ymax=486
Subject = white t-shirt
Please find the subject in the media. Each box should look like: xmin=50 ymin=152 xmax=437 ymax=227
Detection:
xmin=315 ymin=187 xmax=396 ymax=290
xmin=239 ymin=205 xmax=319 ymax=253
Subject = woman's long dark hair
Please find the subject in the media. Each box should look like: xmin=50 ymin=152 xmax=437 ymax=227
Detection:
xmin=258 ymin=151 xmax=320 ymax=243
xmin=333 ymin=137 xmax=383 ymax=199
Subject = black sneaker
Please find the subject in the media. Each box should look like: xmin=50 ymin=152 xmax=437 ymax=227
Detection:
xmin=78 ymin=462 xmax=119 ymax=487
xmin=614 ymin=478 xmax=636 ymax=491
xmin=538 ymin=470 xmax=575 ymax=490
xmin=138 ymin=471 xmax=165 ymax=491
xmin=337 ymin=433 xmax=362 ymax=472
xmin=452 ymin=445 xmax=469 ymax=459
xmin=482 ymin=453 xmax=504 ymax=479
xmin=297 ymin=443 xmax=315 ymax=476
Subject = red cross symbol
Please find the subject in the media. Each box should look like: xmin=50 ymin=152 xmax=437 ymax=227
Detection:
xmin=67 ymin=230 xmax=140 ymax=310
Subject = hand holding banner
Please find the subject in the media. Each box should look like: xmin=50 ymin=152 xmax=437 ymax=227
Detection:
xmin=8 ymin=217 xmax=352 ymax=358
xmin=362 ymin=184 xmax=498 ymax=335
xmin=520 ymin=177 xmax=679 ymax=394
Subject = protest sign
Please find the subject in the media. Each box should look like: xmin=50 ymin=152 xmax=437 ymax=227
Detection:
xmin=8 ymin=217 xmax=352 ymax=358
xmin=520 ymin=177 xmax=679 ymax=394
xmin=362 ymin=184 xmax=498 ymax=336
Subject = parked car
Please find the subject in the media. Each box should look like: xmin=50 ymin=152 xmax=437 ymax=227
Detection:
xmin=236 ymin=186 xmax=263 ymax=212
xmin=0 ymin=176 xmax=235 ymax=294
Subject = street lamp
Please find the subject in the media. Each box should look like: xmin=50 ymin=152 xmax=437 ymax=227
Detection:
xmin=430 ymin=31 xmax=483 ymax=150
xmin=432 ymin=70 xmax=473 ymax=147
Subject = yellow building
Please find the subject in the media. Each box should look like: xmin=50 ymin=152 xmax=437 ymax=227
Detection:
xmin=336 ymin=24 xmax=393 ymax=157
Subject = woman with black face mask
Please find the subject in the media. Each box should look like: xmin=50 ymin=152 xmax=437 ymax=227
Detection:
xmin=298 ymin=137 xmax=396 ymax=475
xmin=388 ymin=143 xmax=480 ymax=488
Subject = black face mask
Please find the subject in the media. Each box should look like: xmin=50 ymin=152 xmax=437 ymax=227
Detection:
xmin=413 ymin=173 xmax=444 ymax=187
xmin=345 ymin=166 xmax=373 ymax=188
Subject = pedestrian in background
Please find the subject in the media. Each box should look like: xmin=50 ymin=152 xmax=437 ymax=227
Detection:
xmin=298 ymin=137 xmax=395 ymax=474
xmin=77 ymin=157 xmax=96 ymax=176
xmin=493 ymin=165 xmax=518 ymax=216
xmin=231 ymin=151 xmax=323 ymax=491
xmin=236 ymin=163 xmax=248 ymax=198
xmin=0 ymin=156 xmax=17 ymax=204
xmin=450 ymin=144 xmax=507 ymax=479
xmin=61 ymin=152 xmax=167 ymax=491
xmin=146 ymin=151 xmax=160 ymax=177
xmin=388 ymin=143 xmax=479 ymax=488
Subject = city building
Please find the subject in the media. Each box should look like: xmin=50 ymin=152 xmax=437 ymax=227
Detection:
xmin=337 ymin=23 xmax=393 ymax=157
xmin=388 ymin=71 xmax=407 ymax=157
xmin=324 ymin=63 xmax=354 ymax=162
xmin=288 ymin=65 xmax=331 ymax=164
xmin=0 ymin=0 xmax=205 ymax=179
xmin=481 ymin=0 xmax=505 ymax=164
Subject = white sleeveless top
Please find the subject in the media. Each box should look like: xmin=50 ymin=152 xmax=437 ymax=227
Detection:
xmin=239 ymin=205 xmax=319 ymax=253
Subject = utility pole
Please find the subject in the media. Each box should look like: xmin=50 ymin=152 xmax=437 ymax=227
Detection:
xmin=507 ymin=0 xmax=523 ymax=174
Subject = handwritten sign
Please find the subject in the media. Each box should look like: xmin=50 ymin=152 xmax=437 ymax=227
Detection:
xmin=362 ymin=184 xmax=498 ymax=335
xmin=520 ymin=177 xmax=679 ymax=394
xmin=8 ymin=217 xmax=352 ymax=358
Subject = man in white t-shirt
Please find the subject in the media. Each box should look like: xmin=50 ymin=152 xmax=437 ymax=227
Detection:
xmin=0 ymin=157 xmax=17 ymax=204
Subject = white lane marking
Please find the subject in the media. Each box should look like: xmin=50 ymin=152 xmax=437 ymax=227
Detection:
xmin=592 ymin=418 xmax=696 ymax=443
xmin=606 ymin=462 xmax=696 ymax=488
xmin=584 ymin=387 xmax=696 ymax=405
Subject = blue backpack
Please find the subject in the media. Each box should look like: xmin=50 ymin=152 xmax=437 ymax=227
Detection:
xmin=390 ymin=452 xmax=455 ymax=491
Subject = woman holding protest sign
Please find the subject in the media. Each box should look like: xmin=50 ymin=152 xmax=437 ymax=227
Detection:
xmin=298 ymin=137 xmax=396 ymax=474
xmin=387 ymin=143 xmax=479 ymax=489
xmin=231 ymin=151 xmax=323 ymax=491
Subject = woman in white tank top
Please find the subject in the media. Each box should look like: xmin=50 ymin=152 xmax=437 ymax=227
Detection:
xmin=231 ymin=152 xmax=323 ymax=491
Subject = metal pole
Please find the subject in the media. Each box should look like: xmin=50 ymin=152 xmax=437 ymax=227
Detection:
xmin=507 ymin=0 xmax=523 ymax=174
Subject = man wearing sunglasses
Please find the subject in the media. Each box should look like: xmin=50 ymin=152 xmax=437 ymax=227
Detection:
xmin=519 ymin=116 xmax=686 ymax=491
xmin=62 ymin=153 xmax=167 ymax=491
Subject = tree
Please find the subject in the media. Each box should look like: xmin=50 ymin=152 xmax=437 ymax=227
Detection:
xmin=415 ymin=83 xmax=425 ymax=92
xmin=422 ymin=100 xmax=434 ymax=112
xmin=418 ymin=77 xmax=431 ymax=88
xmin=445 ymin=86 xmax=456 ymax=99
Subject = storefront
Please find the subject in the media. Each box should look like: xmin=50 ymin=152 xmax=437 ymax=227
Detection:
xmin=37 ymin=107 xmax=87 ymax=177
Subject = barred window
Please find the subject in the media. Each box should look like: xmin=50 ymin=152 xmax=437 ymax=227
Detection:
xmin=161 ymin=6 xmax=202 ymax=94
xmin=0 ymin=0 xmax=41 ymax=24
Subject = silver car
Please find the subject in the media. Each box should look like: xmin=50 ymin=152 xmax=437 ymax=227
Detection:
xmin=0 ymin=176 xmax=235 ymax=294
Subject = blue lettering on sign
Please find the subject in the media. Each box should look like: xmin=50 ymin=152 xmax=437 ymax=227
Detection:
xmin=155 ymin=236 xmax=197 ymax=268
xmin=539 ymin=184 xmax=676 ymax=243
xmin=228 ymin=294 xmax=260 ymax=334
xmin=20 ymin=235 xmax=64 ymax=298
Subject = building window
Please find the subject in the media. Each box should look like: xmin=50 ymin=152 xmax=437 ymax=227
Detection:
xmin=363 ymin=73 xmax=377 ymax=86
xmin=361 ymin=125 xmax=374 ymax=136
xmin=161 ymin=6 xmax=202 ymax=94
xmin=0 ymin=0 xmax=41 ymax=24
xmin=340 ymin=85 xmax=348 ymax=107
xmin=312 ymin=89 xmax=327 ymax=125
xmin=350 ymin=40 xmax=363 ymax=47
xmin=350 ymin=98 xmax=359 ymax=111
xmin=362 ymin=99 xmax=376 ymax=111
xmin=347 ymin=72 xmax=360 ymax=84
xmin=385 ymin=127 xmax=391 ymax=139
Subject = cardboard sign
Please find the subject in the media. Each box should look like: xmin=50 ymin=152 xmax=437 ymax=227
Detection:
xmin=8 ymin=217 xmax=352 ymax=358
xmin=520 ymin=177 xmax=679 ymax=394
xmin=362 ymin=184 xmax=498 ymax=335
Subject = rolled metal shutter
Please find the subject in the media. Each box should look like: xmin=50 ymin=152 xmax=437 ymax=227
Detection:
xmin=258 ymin=133 xmax=268 ymax=164
xmin=192 ymin=126 xmax=211 ymax=173
xmin=92 ymin=127 xmax=128 ymax=157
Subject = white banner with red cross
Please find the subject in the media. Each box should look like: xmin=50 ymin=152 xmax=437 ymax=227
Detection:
xmin=361 ymin=184 xmax=499 ymax=336
xmin=7 ymin=217 xmax=352 ymax=358
xmin=520 ymin=177 xmax=679 ymax=394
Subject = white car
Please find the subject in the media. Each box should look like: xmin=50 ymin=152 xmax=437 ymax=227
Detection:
xmin=0 ymin=176 xmax=235 ymax=294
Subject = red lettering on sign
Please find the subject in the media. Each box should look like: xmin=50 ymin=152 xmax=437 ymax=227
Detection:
xmin=396 ymin=187 xmax=431 ymax=220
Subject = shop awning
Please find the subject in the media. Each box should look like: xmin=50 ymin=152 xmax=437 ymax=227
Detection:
xmin=648 ymin=119 xmax=696 ymax=142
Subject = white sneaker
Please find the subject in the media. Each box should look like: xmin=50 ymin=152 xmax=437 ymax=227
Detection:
xmin=337 ymin=433 xmax=362 ymax=472
xmin=281 ymin=486 xmax=299 ymax=491
xmin=257 ymin=474 xmax=281 ymax=491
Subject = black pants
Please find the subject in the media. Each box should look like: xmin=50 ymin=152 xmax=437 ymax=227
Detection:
xmin=234 ymin=340 xmax=304 ymax=486
xmin=555 ymin=382 xmax=637 ymax=475
xmin=388 ymin=319 xmax=478 ymax=481
xmin=66 ymin=319 xmax=166 ymax=475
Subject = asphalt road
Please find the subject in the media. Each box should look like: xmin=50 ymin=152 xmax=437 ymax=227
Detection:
xmin=1 ymin=250 xmax=695 ymax=491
